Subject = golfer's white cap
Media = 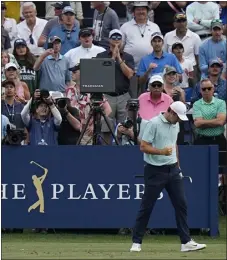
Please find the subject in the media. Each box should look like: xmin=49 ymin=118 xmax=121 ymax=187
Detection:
xmin=149 ymin=75 xmax=164 ymax=85
xmin=170 ymin=101 xmax=188 ymax=121
xmin=109 ymin=29 xmax=122 ymax=38
xmin=5 ymin=62 xmax=17 ymax=70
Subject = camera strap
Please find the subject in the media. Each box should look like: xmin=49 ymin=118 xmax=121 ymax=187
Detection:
xmin=93 ymin=7 xmax=108 ymax=42
xmin=4 ymin=101 xmax=15 ymax=123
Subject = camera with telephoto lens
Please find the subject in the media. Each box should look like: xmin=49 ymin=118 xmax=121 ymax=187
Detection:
xmin=40 ymin=89 xmax=50 ymax=100
xmin=57 ymin=98 xmax=68 ymax=109
xmin=127 ymin=99 xmax=139 ymax=111
xmin=3 ymin=125 xmax=26 ymax=145
xmin=121 ymin=118 xmax=133 ymax=129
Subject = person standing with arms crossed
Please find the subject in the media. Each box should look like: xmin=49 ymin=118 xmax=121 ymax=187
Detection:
xmin=130 ymin=101 xmax=207 ymax=253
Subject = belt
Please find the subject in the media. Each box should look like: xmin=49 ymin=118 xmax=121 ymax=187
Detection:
xmin=197 ymin=134 xmax=224 ymax=140
xmin=147 ymin=162 xmax=178 ymax=168
xmin=199 ymin=34 xmax=211 ymax=38
xmin=106 ymin=91 xmax=128 ymax=97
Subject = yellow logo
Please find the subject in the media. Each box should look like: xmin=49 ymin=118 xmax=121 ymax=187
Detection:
xmin=28 ymin=161 xmax=48 ymax=214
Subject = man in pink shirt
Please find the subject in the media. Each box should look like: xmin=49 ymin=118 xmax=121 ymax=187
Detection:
xmin=138 ymin=74 xmax=173 ymax=120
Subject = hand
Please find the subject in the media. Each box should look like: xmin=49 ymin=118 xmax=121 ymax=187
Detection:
xmin=15 ymin=95 xmax=26 ymax=104
xmin=148 ymin=63 xmax=158 ymax=71
xmin=217 ymin=58 xmax=224 ymax=66
xmin=112 ymin=45 xmax=118 ymax=60
xmin=161 ymin=146 xmax=173 ymax=156
xmin=45 ymin=48 xmax=54 ymax=57
xmin=43 ymin=96 xmax=54 ymax=105
xmin=118 ymin=125 xmax=133 ymax=138
xmin=184 ymin=68 xmax=189 ymax=76
xmin=173 ymin=86 xmax=183 ymax=95
xmin=193 ymin=18 xmax=200 ymax=24
xmin=33 ymin=89 xmax=41 ymax=100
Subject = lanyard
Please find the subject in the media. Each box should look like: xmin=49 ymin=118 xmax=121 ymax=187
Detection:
xmin=93 ymin=7 xmax=108 ymax=42
xmin=4 ymin=101 xmax=15 ymax=123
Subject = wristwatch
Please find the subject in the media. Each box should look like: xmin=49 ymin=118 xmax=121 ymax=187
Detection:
xmin=198 ymin=19 xmax=201 ymax=25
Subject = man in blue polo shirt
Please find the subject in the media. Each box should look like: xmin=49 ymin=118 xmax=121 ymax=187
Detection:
xmin=137 ymin=32 xmax=183 ymax=90
xmin=34 ymin=36 xmax=71 ymax=92
xmin=45 ymin=6 xmax=80 ymax=54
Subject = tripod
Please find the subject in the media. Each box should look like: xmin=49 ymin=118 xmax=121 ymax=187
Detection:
xmin=76 ymin=102 xmax=119 ymax=145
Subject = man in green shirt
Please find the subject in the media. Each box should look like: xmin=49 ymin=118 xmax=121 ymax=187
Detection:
xmin=193 ymin=78 xmax=227 ymax=166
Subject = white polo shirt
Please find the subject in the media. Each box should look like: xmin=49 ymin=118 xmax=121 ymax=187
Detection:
xmin=120 ymin=19 xmax=160 ymax=71
xmin=17 ymin=17 xmax=47 ymax=56
xmin=163 ymin=29 xmax=201 ymax=66
xmin=64 ymin=44 xmax=106 ymax=68
xmin=3 ymin=17 xmax=18 ymax=48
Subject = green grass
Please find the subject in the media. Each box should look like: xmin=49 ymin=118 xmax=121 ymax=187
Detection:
xmin=2 ymin=217 xmax=226 ymax=259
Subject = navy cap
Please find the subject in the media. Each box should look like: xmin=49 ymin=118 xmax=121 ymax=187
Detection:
xmin=48 ymin=36 xmax=62 ymax=43
xmin=69 ymin=64 xmax=80 ymax=72
xmin=172 ymin=42 xmax=184 ymax=50
xmin=14 ymin=38 xmax=27 ymax=48
xmin=51 ymin=1 xmax=70 ymax=9
xmin=79 ymin=28 xmax=92 ymax=38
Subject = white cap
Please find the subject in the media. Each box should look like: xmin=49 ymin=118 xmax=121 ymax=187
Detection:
xmin=109 ymin=29 xmax=122 ymax=38
xmin=133 ymin=1 xmax=149 ymax=7
xmin=170 ymin=101 xmax=188 ymax=121
xmin=149 ymin=75 xmax=164 ymax=85
xmin=5 ymin=63 xmax=17 ymax=70
xmin=151 ymin=32 xmax=164 ymax=41
xmin=49 ymin=91 xmax=64 ymax=100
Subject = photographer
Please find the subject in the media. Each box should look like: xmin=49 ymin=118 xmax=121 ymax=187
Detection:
xmin=53 ymin=92 xmax=81 ymax=145
xmin=21 ymin=89 xmax=62 ymax=145
xmin=115 ymin=99 xmax=148 ymax=145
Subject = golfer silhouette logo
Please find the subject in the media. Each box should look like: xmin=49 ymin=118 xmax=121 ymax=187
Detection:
xmin=28 ymin=161 xmax=48 ymax=214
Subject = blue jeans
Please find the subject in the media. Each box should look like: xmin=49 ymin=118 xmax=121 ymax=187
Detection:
xmin=132 ymin=163 xmax=191 ymax=244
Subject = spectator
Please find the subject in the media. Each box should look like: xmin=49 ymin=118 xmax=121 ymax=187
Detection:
xmin=120 ymin=2 xmax=160 ymax=71
xmin=64 ymin=28 xmax=105 ymax=68
xmin=17 ymin=2 xmax=47 ymax=56
xmin=21 ymin=92 xmax=62 ymax=146
xmin=186 ymin=1 xmax=220 ymax=39
xmin=138 ymin=74 xmax=173 ymax=120
xmin=45 ymin=6 xmax=80 ymax=55
xmin=13 ymin=39 xmax=38 ymax=95
xmin=137 ymin=32 xmax=183 ymax=88
xmin=1 ymin=2 xmax=18 ymax=50
xmin=1 ymin=114 xmax=10 ymax=140
xmin=199 ymin=19 xmax=226 ymax=78
xmin=45 ymin=1 xmax=83 ymax=26
xmin=219 ymin=2 xmax=227 ymax=36
xmin=1 ymin=25 xmax=11 ymax=51
xmin=172 ymin=42 xmax=194 ymax=89
xmin=151 ymin=1 xmax=187 ymax=35
xmin=38 ymin=2 xmax=76 ymax=47
xmin=92 ymin=1 xmax=120 ymax=49
xmin=221 ymin=63 xmax=227 ymax=81
xmin=34 ymin=36 xmax=71 ymax=93
xmin=164 ymin=12 xmax=201 ymax=83
xmin=1 ymin=51 xmax=19 ymax=81
xmin=122 ymin=1 xmax=154 ymax=22
xmin=193 ymin=78 xmax=227 ymax=166
xmin=163 ymin=66 xmax=185 ymax=103
xmin=1 ymin=80 xmax=24 ymax=129
xmin=96 ymin=29 xmax=134 ymax=144
xmin=4 ymin=62 xmax=30 ymax=103
xmin=66 ymin=64 xmax=112 ymax=145
xmin=191 ymin=59 xmax=227 ymax=103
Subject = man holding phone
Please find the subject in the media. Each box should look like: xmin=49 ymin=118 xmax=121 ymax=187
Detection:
xmin=33 ymin=36 xmax=71 ymax=93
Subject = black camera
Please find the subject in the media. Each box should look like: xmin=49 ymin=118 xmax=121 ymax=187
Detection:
xmin=40 ymin=89 xmax=50 ymax=99
xmin=56 ymin=98 xmax=68 ymax=109
xmin=127 ymin=99 xmax=139 ymax=111
xmin=47 ymin=42 xmax=53 ymax=49
xmin=3 ymin=126 xmax=26 ymax=145
xmin=121 ymin=118 xmax=133 ymax=129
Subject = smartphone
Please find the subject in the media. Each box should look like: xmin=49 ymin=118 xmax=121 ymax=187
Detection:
xmin=47 ymin=42 xmax=53 ymax=49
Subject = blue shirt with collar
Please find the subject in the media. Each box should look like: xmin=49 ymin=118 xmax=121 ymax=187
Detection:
xmin=1 ymin=101 xmax=24 ymax=128
xmin=137 ymin=51 xmax=183 ymax=77
xmin=45 ymin=23 xmax=80 ymax=55
xmin=191 ymin=77 xmax=227 ymax=103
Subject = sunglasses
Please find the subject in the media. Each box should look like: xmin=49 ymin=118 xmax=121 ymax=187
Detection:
xmin=29 ymin=34 xmax=34 ymax=44
xmin=111 ymin=35 xmax=122 ymax=41
xmin=201 ymin=87 xmax=212 ymax=91
xmin=176 ymin=18 xmax=187 ymax=23
xmin=151 ymin=83 xmax=162 ymax=88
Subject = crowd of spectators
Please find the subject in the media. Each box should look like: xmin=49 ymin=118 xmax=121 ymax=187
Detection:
xmin=1 ymin=1 xmax=226 ymax=151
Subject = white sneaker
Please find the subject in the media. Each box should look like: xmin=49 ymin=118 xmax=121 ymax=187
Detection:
xmin=181 ymin=240 xmax=207 ymax=252
xmin=130 ymin=243 xmax=141 ymax=252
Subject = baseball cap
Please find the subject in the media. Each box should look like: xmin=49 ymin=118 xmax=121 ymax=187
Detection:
xmin=69 ymin=63 xmax=80 ymax=72
xmin=174 ymin=12 xmax=187 ymax=22
xmin=5 ymin=63 xmax=17 ymax=70
xmin=51 ymin=1 xmax=70 ymax=9
xmin=79 ymin=28 xmax=92 ymax=38
xmin=151 ymin=32 xmax=163 ymax=41
xmin=170 ymin=101 xmax=188 ymax=121
xmin=49 ymin=91 xmax=64 ymax=100
xmin=14 ymin=38 xmax=27 ymax=48
xmin=211 ymin=19 xmax=223 ymax=29
xmin=209 ymin=59 xmax=223 ymax=67
xmin=2 ymin=80 xmax=15 ymax=88
xmin=48 ymin=36 xmax=62 ymax=44
xmin=172 ymin=42 xmax=184 ymax=50
xmin=163 ymin=66 xmax=177 ymax=76
xmin=62 ymin=6 xmax=75 ymax=15
xmin=109 ymin=29 xmax=122 ymax=38
xmin=133 ymin=1 xmax=149 ymax=7
xmin=149 ymin=75 xmax=164 ymax=85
